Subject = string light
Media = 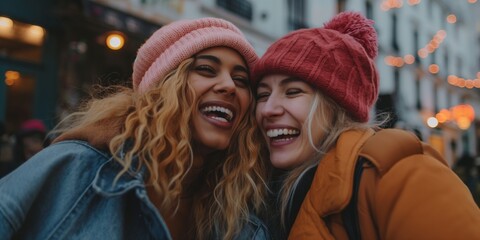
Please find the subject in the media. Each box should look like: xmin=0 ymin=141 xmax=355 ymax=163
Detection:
xmin=407 ymin=0 xmax=421 ymax=5
xmin=427 ymin=117 xmax=439 ymax=128
xmin=382 ymin=0 xmax=475 ymax=12
xmin=404 ymin=54 xmax=415 ymax=64
xmin=428 ymin=64 xmax=439 ymax=74
xmin=4 ymin=70 xmax=20 ymax=86
xmin=436 ymin=109 xmax=451 ymax=123
xmin=446 ymin=14 xmax=457 ymax=24
xmin=381 ymin=0 xmax=422 ymax=11
xmin=381 ymin=0 xmax=479 ymax=90
xmin=447 ymin=75 xmax=480 ymax=88
xmin=431 ymin=104 xmax=475 ymax=130
xmin=381 ymin=0 xmax=403 ymax=11
xmin=105 ymin=32 xmax=125 ymax=50
xmin=385 ymin=30 xmax=446 ymax=66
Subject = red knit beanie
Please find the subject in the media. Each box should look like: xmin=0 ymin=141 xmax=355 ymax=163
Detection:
xmin=253 ymin=12 xmax=378 ymax=122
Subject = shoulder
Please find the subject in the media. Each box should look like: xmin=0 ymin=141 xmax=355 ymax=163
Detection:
xmin=358 ymin=128 xmax=447 ymax=176
xmin=0 ymin=141 xmax=114 ymax=236
xmin=0 ymin=140 xmax=111 ymax=201
xmin=26 ymin=140 xmax=109 ymax=171
xmin=40 ymin=140 xmax=111 ymax=160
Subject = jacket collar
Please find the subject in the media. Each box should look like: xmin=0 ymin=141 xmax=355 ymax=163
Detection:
xmin=308 ymin=128 xmax=375 ymax=216
xmin=92 ymin=140 xmax=146 ymax=197
xmin=92 ymin=157 xmax=146 ymax=197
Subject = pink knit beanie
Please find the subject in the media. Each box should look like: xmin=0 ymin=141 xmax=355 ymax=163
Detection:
xmin=253 ymin=12 xmax=379 ymax=122
xmin=133 ymin=17 xmax=258 ymax=93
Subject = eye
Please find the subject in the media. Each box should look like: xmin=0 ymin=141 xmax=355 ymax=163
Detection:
xmin=195 ymin=65 xmax=216 ymax=75
xmin=285 ymin=88 xmax=304 ymax=96
xmin=233 ymin=76 xmax=249 ymax=88
xmin=255 ymin=91 xmax=270 ymax=102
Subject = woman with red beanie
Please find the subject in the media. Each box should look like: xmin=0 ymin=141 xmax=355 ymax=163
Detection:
xmin=253 ymin=12 xmax=480 ymax=239
xmin=0 ymin=18 xmax=269 ymax=239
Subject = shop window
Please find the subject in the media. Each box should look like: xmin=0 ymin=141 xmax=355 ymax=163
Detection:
xmin=433 ymin=85 xmax=439 ymax=113
xmin=391 ymin=13 xmax=399 ymax=51
xmin=288 ymin=0 xmax=308 ymax=30
xmin=414 ymin=30 xmax=420 ymax=63
xmin=444 ymin=49 xmax=449 ymax=74
xmin=217 ymin=0 xmax=253 ymax=21
xmin=366 ymin=1 xmax=373 ymax=19
xmin=337 ymin=0 xmax=346 ymax=13
xmin=0 ymin=16 xmax=45 ymax=64
xmin=415 ymin=75 xmax=421 ymax=110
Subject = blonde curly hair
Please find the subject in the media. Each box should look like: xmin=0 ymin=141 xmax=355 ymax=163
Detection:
xmin=56 ymin=58 xmax=268 ymax=239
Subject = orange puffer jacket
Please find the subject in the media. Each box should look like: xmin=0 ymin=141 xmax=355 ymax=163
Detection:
xmin=289 ymin=128 xmax=480 ymax=239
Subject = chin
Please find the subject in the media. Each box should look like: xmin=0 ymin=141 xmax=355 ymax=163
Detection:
xmin=194 ymin=135 xmax=231 ymax=153
xmin=206 ymin=141 xmax=230 ymax=150
xmin=271 ymin=159 xmax=293 ymax=170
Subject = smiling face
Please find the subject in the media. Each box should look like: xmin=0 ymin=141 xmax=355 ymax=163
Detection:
xmin=255 ymin=74 xmax=326 ymax=170
xmin=188 ymin=47 xmax=251 ymax=155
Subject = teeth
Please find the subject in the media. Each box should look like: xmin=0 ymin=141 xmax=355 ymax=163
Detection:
xmin=201 ymin=105 xmax=234 ymax=121
xmin=266 ymin=128 xmax=299 ymax=138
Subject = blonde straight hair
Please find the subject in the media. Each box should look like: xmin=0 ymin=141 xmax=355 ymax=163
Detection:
xmin=276 ymin=91 xmax=377 ymax=229
xmin=55 ymin=58 xmax=268 ymax=239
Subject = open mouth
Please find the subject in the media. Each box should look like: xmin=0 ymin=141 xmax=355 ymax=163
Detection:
xmin=200 ymin=105 xmax=235 ymax=123
xmin=266 ymin=128 xmax=300 ymax=142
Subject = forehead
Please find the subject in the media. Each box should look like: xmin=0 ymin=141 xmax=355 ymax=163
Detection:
xmin=195 ymin=47 xmax=246 ymax=64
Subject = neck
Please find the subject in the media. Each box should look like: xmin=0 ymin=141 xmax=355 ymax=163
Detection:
xmin=146 ymin=155 xmax=205 ymax=234
xmin=181 ymin=154 xmax=205 ymax=196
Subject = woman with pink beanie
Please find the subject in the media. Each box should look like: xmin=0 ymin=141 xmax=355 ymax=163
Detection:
xmin=253 ymin=12 xmax=480 ymax=239
xmin=0 ymin=18 xmax=269 ymax=239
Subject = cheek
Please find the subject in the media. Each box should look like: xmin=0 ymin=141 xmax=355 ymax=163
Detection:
xmin=290 ymin=97 xmax=314 ymax=125
xmin=188 ymin=81 xmax=202 ymax=96
xmin=309 ymin=109 xmax=332 ymax=145
xmin=188 ymin=73 xmax=211 ymax=95
xmin=290 ymin=107 xmax=310 ymax=125
xmin=310 ymin=126 xmax=325 ymax=145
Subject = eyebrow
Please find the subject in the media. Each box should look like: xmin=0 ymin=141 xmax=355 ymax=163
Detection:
xmin=195 ymin=54 xmax=248 ymax=73
xmin=196 ymin=55 xmax=220 ymax=64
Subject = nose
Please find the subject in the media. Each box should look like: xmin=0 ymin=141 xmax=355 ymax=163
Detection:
xmin=259 ymin=94 xmax=284 ymax=118
xmin=213 ymin=73 xmax=236 ymax=96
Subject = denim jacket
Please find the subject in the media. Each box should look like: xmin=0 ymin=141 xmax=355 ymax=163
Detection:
xmin=0 ymin=141 xmax=270 ymax=240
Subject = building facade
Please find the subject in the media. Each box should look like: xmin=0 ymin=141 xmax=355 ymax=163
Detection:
xmin=190 ymin=0 xmax=480 ymax=165
xmin=1 ymin=0 xmax=479 ymax=165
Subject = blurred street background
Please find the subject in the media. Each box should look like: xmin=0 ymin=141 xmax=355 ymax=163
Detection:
xmin=1 ymin=0 xmax=480 ymax=203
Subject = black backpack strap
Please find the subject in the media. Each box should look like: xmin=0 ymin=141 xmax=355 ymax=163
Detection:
xmin=285 ymin=165 xmax=317 ymax=233
xmin=342 ymin=157 xmax=365 ymax=240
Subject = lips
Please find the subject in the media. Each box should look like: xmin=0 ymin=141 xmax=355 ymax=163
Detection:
xmin=264 ymin=127 xmax=300 ymax=146
xmin=199 ymin=102 xmax=236 ymax=128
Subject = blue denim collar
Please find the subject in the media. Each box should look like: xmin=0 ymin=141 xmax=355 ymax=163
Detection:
xmin=92 ymin=140 xmax=147 ymax=196
xmin=92 ymin=157 xmax=146 ymax=197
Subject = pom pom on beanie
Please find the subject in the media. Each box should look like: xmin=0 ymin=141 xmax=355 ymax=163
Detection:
xmin=253 ymin=12 xmax=379 ymax=122
xmin=323 ymin=11 xmax=378 ymax=59
xmin=133 ymin=17 xmax=258 ymax=93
